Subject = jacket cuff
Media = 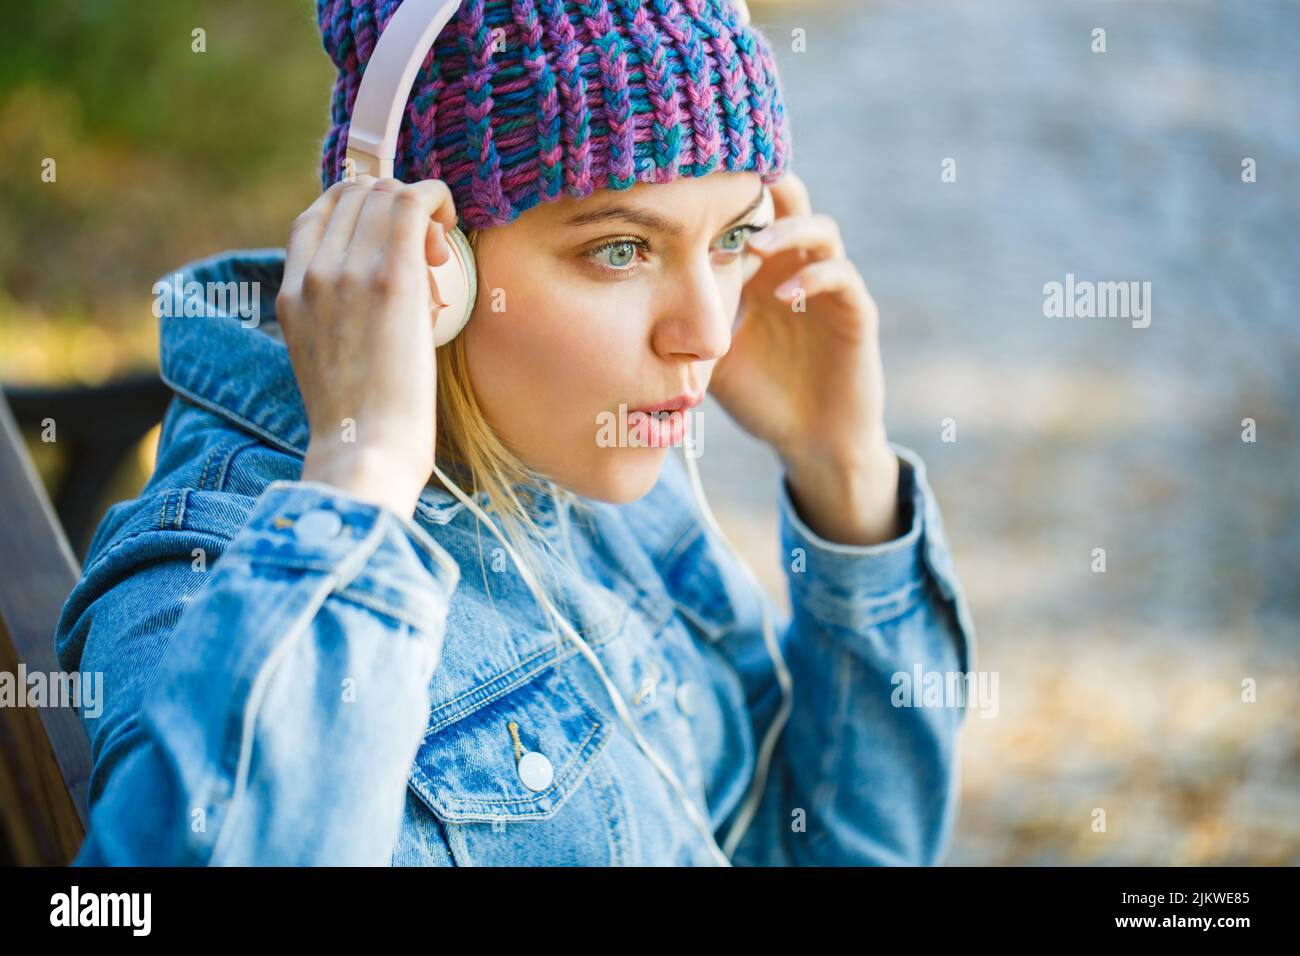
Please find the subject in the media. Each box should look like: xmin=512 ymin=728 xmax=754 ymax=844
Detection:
xmin=778 ymin=443 xmax=977 ymax=673
xmin=225 ymin=480 xmax=460 ymax=628
xmin=778 ymin=446 xmax=925 ymax=626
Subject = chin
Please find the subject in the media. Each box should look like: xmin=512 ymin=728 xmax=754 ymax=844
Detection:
xmin=572 ymin=446 xmax=671 ymax=505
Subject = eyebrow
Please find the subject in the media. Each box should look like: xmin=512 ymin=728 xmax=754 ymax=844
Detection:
xmin=562 ymin=182 xmax=766 ymax=236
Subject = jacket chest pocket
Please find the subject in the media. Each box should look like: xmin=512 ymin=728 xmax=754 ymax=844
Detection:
xmin=407 ymin=662 xmax=627 ymax=865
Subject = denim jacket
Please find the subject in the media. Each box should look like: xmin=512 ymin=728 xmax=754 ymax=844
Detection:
xmin=55 ymin=248 xmax=978 ymax=866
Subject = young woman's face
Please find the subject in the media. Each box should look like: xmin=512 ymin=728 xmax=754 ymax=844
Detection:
xmin=462 ymin=171 xmax=769 ymax=504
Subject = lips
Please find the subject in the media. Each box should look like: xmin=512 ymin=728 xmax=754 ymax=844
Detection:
xmin=631 ymin=392 xmax=703 ymax=415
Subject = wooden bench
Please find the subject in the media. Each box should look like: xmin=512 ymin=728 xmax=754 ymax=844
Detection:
xmin=0 ymin=377 xmax=171 ymax=864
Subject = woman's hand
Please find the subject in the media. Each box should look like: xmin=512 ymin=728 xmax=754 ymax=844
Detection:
xmin=276 ymin=175 xmax=459 ymax=518
xmin=708 ymin=169 xmax=902 ymax=545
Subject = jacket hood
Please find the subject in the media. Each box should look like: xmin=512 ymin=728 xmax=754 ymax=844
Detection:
xmin=154 ymin=247 xmax=507 ymax=516
xmin=157 ymin=248 xmax=304 ymax=456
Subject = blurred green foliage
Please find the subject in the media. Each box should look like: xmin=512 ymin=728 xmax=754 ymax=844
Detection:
xmin=0 ymin=0 xmax=335 ymax=379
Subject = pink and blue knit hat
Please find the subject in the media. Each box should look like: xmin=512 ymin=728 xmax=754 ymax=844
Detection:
xmin=317 ymin=0 xmax=792 ymax=230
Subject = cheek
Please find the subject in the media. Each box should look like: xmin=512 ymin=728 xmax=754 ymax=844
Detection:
xmin=463 ymin=283 xmax=644 ymax=442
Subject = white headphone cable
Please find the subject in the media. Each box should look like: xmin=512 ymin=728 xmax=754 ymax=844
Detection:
xmin=428 ymin=460 xmax=734 ymax=867
xmin=679 ymin=446 xmax=794 ymax=858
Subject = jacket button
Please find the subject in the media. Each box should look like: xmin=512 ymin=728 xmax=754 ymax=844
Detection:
xmin=294 ymin=509 xmax=343 ymax=544
xmin=517 ymin=751 xmax=554 ymax=792
xmin=675 ymin=681 xmax=699 ymax=717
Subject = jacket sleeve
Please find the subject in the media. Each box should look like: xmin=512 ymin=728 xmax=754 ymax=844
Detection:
xmin=724 ymin=442 xmax=978 ymax=866
xmin=55 ymin=479 xmax=460 ymax=866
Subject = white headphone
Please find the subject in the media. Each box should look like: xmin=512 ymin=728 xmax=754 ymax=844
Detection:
xmin=345 ymin=0 xmax=790 ymax=867
xmin=344 ymin=0 xmax=478 ymax=347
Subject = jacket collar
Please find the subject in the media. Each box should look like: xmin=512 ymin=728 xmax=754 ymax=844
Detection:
xmin=156 ymin=248 xmax=563 ymax=529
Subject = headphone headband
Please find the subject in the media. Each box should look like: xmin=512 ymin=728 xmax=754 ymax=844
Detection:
xmin=346 ymin=0 xmax=462 ymax=178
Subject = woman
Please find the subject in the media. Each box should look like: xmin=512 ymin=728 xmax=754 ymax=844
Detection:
xmin=56 ymin=0 xmax=976 ymax=865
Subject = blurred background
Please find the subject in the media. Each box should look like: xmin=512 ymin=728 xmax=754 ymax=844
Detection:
xmin=1 ymin=0 xmax=1296 ymax=864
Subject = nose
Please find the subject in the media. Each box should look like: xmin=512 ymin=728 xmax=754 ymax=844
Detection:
xmin=650 ymin=256 xmax=735 ymax=363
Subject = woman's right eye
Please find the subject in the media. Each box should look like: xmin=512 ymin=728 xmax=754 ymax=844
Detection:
xmin=586 ymin=238 xmax=648 ymax=273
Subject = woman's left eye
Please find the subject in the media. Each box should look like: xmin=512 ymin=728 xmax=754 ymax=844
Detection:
xmin=717 ymin=223 xmax=764 ymax=255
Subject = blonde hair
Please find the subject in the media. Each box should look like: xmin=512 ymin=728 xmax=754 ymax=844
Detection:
xmin=431 ymin=226 xmax=588 ymax=612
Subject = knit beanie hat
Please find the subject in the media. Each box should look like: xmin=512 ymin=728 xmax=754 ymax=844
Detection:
xmin=316 ymin=0 xmax=792 ymax=230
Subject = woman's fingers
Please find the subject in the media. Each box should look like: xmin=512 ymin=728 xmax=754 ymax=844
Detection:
xmin=310 ymin=174 xmax=382 ymax=269
xmin=343 ymin=179 xmax=403 ymax=276
xmin=278 ymin=175 xmax=461 ymax=333
xmin=384 ymin=178 xmax=459 ymax=267
xmin=425 ymin=220 xmax=449 ymax=268
xmin=769 ymin=168 xmax=813 ymax=220
xmin=280 ymin=178 xmax=357 ymax=303
xmin=747 ymin=211 xmax=845 ymax=262
xmin=775 ymin=257 xmax=875 ymax=318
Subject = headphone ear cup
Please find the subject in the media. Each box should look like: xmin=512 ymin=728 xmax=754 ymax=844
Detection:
xmin=430 ymin=224 xmax=477 ymax=347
